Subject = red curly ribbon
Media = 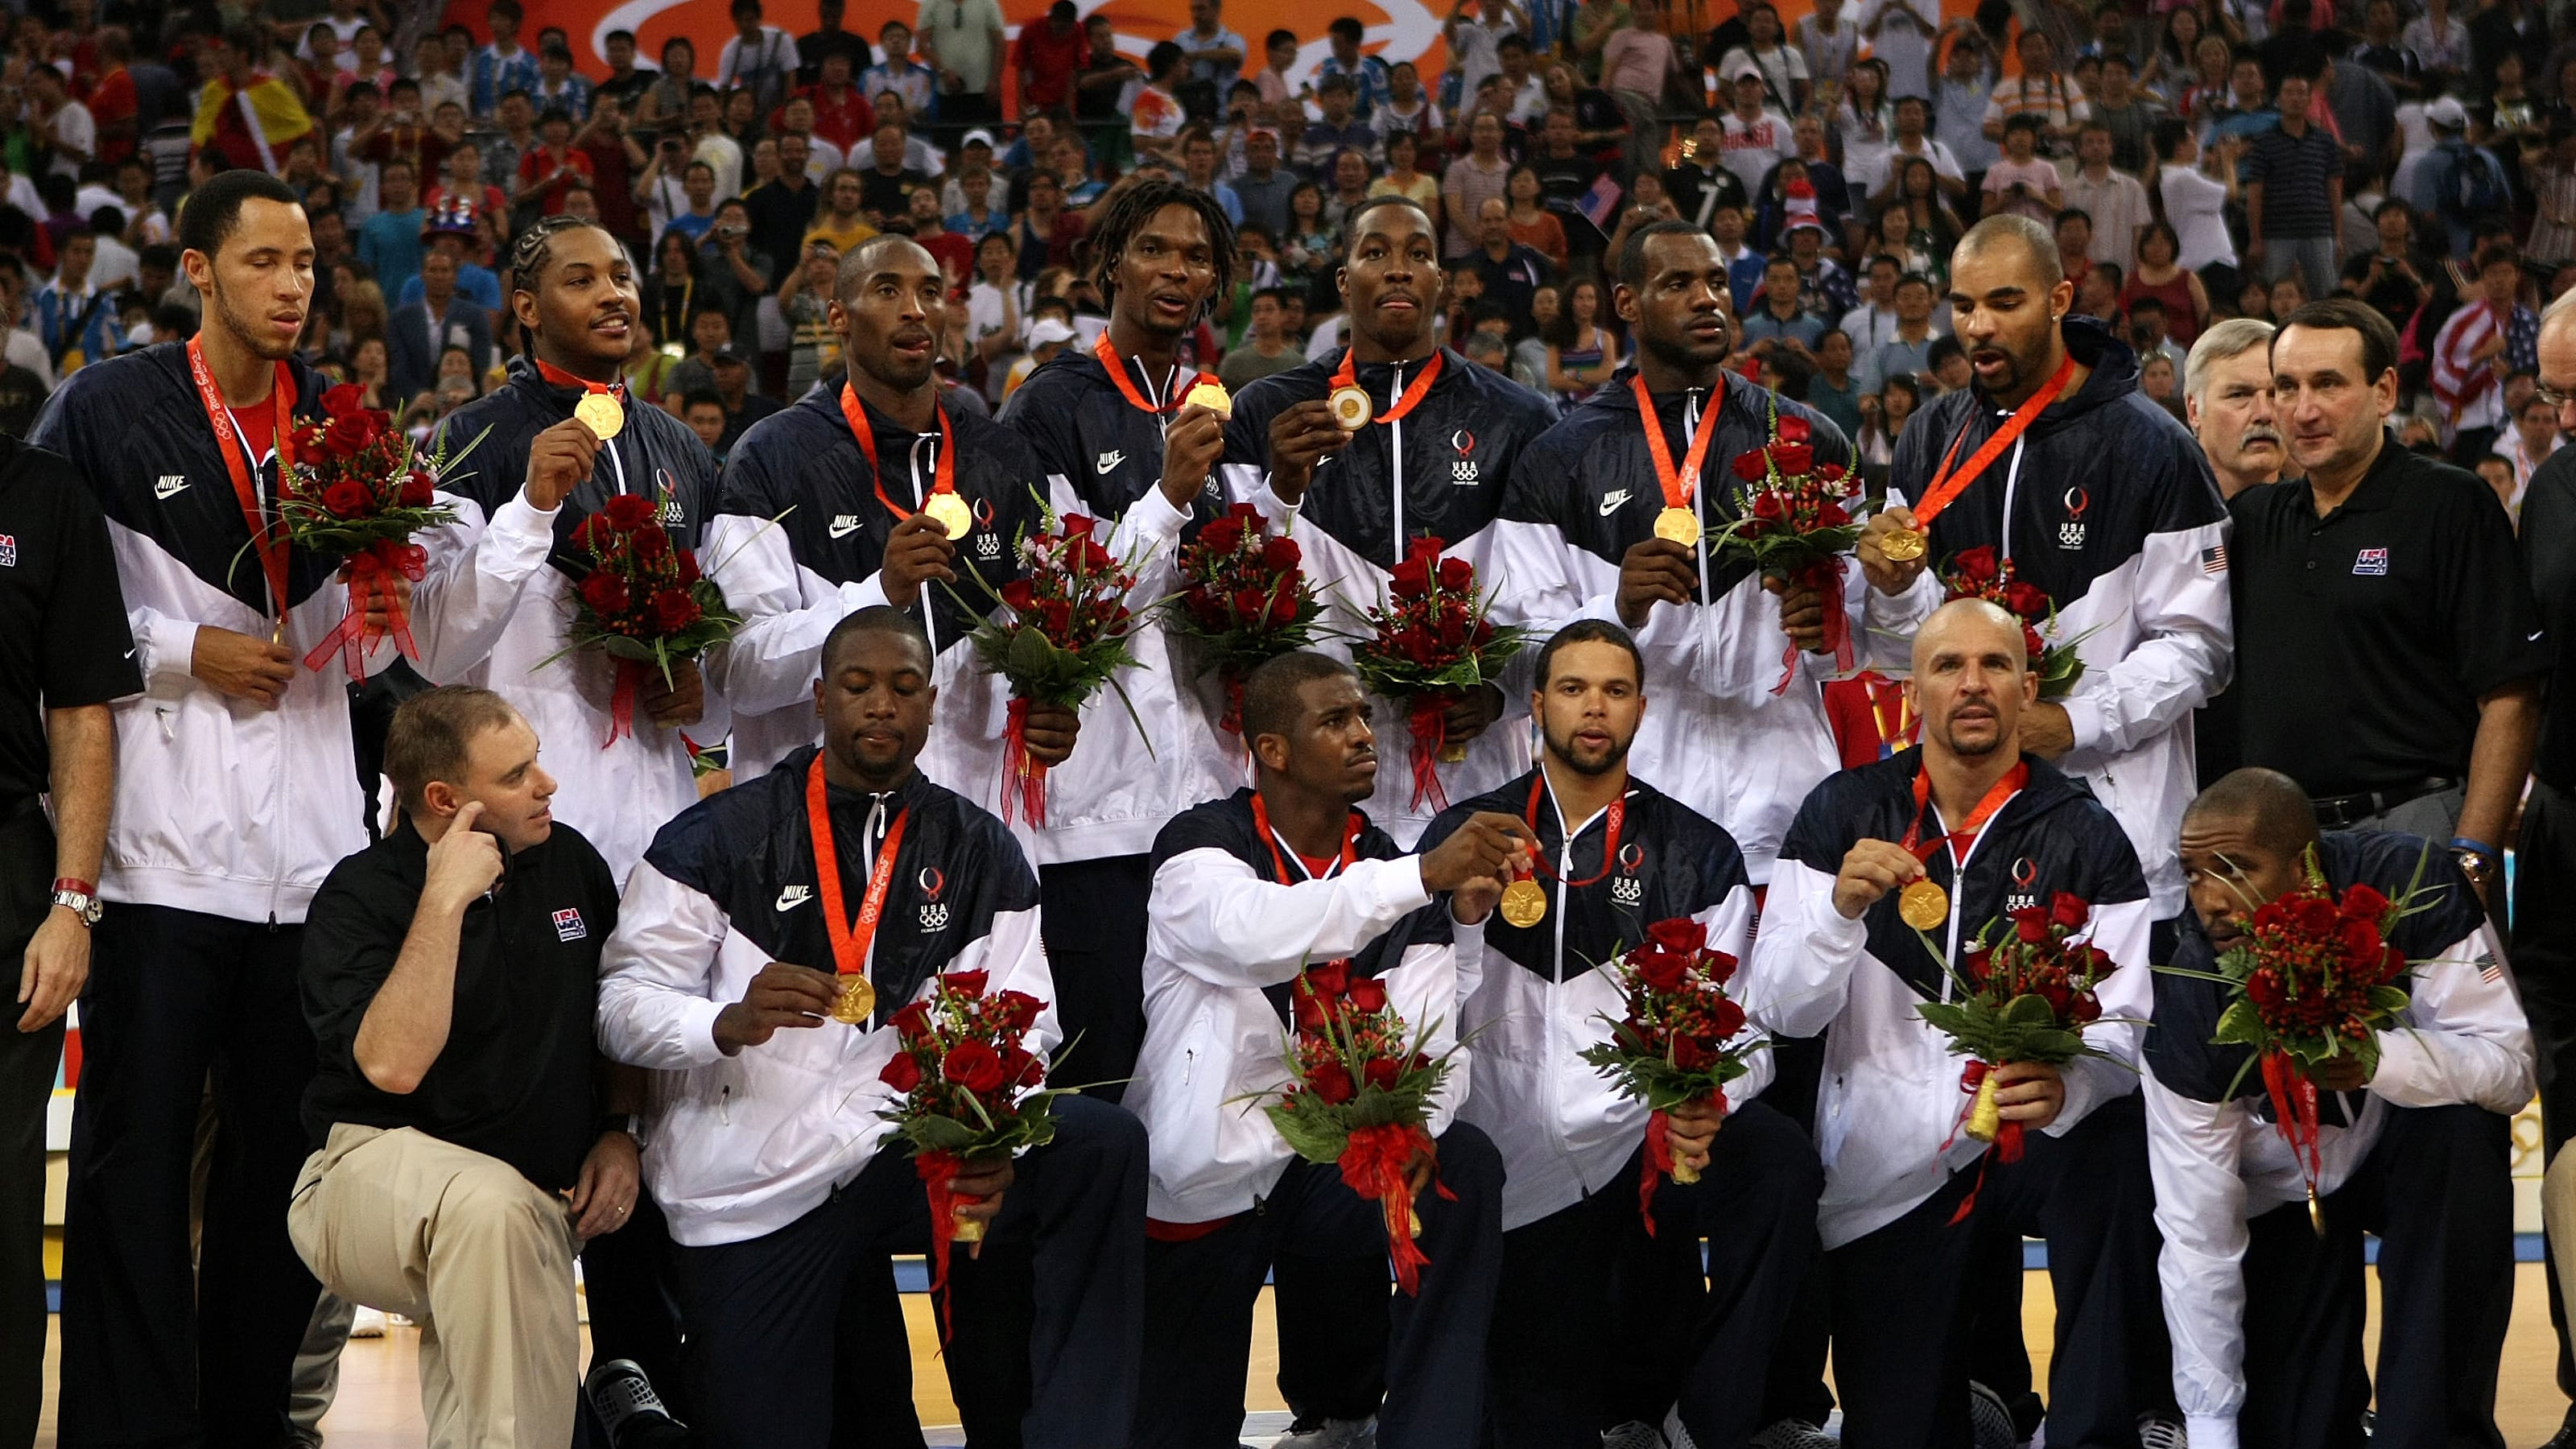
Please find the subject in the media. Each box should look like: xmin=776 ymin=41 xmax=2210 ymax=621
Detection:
xmin=1404 ymin=694 xmax=1455 ymax=812
xmin=1940 ymin=1060 xmax=2025 ymax=1224
xmin=1338 ymin=1121 xmax=1451 ymax=1296
xmin=2260 ymin=1048 xmax=2324 ymax=1204
xmin=304 ymin=540 xmax=428 ymax=681
xmin=917 ymin=1148 xmax=974 ymax=1345
xmin=603 ymin=658 xmax=643 ymax=749
xmin=1772 ymin=557 xmax=1855 ymax=696
xmin=1001 ymin=696 xmax=1051 ymax=828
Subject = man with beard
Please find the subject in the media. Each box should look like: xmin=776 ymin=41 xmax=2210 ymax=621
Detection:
xmin=2230 ymin=298 xmax=2542 ymax=885
xmin=597 ymin=607 xmax=1146 ymax=1449
xmin=1737 ymin=599 xmax=2171 ymax=1447
xmin=992 ymin=179 xmax=1236 ymax=1100
xmin=1124 ymin=649 xmax=1524 ymax=1449
xmin=1220 ymin=194 xmax=1561 ymax=847
xmin=29 ymin=167 xmax=388 ymax=1449
xmin=2186 ymin=319 xmax=2288 ymax=500
xmin=1422 ymin=620 xmax=1823 ymax=1449
xmin=2145 ymin=768 xmax=2529 ymax=1449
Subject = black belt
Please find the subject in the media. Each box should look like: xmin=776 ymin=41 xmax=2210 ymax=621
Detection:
xmin=2307 ymin=778 xmax=2458 ymax=830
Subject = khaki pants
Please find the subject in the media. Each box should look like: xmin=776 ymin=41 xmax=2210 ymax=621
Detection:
xmin=287 ymin=1124 xmax=580 ymax=1449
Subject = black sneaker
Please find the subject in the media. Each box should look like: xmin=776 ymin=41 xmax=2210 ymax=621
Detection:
xmin=2543 ymin=1404 xmax=2576 ymax=1449
xmin=1968 ymin=1382 xmax=2018 ymax=1449
xmin=586 ymin=1359 xmax=687 ymax=1449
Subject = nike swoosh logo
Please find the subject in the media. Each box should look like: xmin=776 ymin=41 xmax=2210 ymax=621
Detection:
xmin=828 ymin=514 xmax=861 ymax=539
xmin=1598 ymin=489 xmax=1631 ymax=518
xmin=775 ymin=886 xmax=811 ymax=911
xmin=2534 ymin=630 xmax=2546 ymax=642
xmin=154 ymin=475 xmax=188 ymax=499
xmin=1096 ymin=450 xmax=1125 ymax=474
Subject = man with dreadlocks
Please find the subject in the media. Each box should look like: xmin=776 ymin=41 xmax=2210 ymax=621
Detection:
xmin=993 ymin=177 xmax=1240 ymax=1101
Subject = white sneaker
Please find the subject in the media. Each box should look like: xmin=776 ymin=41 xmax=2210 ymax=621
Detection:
xmin=2136 ymin=1417 xmax=2190 ymax=1449
xmin=1602 ymin=1421 xmax=1667 ymax=1449
xmin=1744 ymin=1418 xmax=1837 ymax=1448
xmin=1277 ymin=1418 xmax=1376 ymax=1449
xmin=347 ymin=1306 xmax=388 ymax=1339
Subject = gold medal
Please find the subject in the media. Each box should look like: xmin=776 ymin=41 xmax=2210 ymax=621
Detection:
xmin=1653 ymin=506 xmax=1701 ymax=546
xmin=923 ymin=491 xmax=973 ymax=537
xmin=574 ymin=390 xmax=625 ymax=440
xmin=1184 ymin=379 xmax=1234 ymax=418
xmin=1498 ymin=877 xmax=1548 ymax=928
xmin=1897 ymin=877 xmax=1949 ymax=931
xmin=829 ymin=974 xmax=877 ymax=1024
xmin=1329 ymin=385 xmax=1373 ymax=430
xmin=1878 ymin=527 xmax=1927 ymax=563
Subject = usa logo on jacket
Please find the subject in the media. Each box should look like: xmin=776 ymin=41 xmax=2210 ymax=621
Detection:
xmin=1450 ymin=428 xmax=1480 ymax=485
xmin=553 ymin=907 xmax=587 ymax=942
xmin=1611 ymin=841 xmax=1645 ymax=906
xmin=2004 ymin=857 xmax=2040 ymax=914
xmin=918 ymin=865 xmax=949 ymax=931
xmin=2058 ymin=488 xmax=2089 ymax=550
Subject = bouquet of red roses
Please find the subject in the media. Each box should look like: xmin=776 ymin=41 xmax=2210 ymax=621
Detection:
xmin=556 ymin=492 xmax=740 ymax=746
xmin=877 ymin=968 xmax=1068 ymax=1333
xmin=1344 ymin=535 xmax=1530 ymax=811
xmin=956 ymin=509 xmax=1150 ymax=828
xmin=1262 ymin=960 xmax=1459 ymax=1294
xmin=1162 ymin=502 xmax=1324 ymax=733
xmin=273 ymin=382 xmax=471 ymax=680
xmin=2190 ymin=846 xmax=2429 ymax=1229
xmin=1914 ymin=893 xmax=2120 ymax=1220
xmin=1577 ymin=918 xmax=1766 ymax=1231
xmin=1938 ymin=546 xmax=2087 ymax=700
xmin=1707 ymin=407 xmax=1872 ymax=693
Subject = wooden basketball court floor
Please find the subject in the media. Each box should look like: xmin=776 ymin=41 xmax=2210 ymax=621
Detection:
xmin=26 ymin=1264 xmax=2576 ymax=1447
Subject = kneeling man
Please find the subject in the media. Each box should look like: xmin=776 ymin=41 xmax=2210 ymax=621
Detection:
xmin=290 ymin=685 xmax=638 ymax=1449
xmin=2148 ymin=767 xmax=2531 ymax=1449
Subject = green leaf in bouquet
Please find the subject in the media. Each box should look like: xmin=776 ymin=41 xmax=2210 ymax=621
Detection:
xmin=2000 ymin=993 xmax=2062 ymax=1026
xmin=2213 ymin=998 xmax=2268 ymax=1046
xmin=1265 ymin=1098 xmax=1356 ymax=1163
xmin=2368 ymin=984 xmax=2412 ymax=1016
xmin=901 ymin=1112 xmax=984 ymax=1154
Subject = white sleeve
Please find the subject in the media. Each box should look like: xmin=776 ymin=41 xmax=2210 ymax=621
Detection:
xmin=2371 ymin=923 xmax=2537 ymax=1115
xmin=2143 ymin=1073 xmax=2251 ymax=1449
xmin=1858 ymin=566 xmax=1941 ymax=674
xmin=700 ymin=513 xmax=888 ymax=716
xmin=2046 ymin=895 xmax=2153 ymax=1133
xmin=1736 ymin=856 xmax=1868 ymax=1039
xmin=596 ymin=860 xmax=733 ymax=1071
xmin=128 ymin=602 xmax=200 ymax=697
xmin=1484 ymin=515 xmax=1591 ymax=638
xmin=1584 ymin=570 xmax=1801 ymax=708
xmin=1378 ymin=938 xmax=1468 ymax=1134
xmin=1145 ymin=846 xmax=1436 ymax=990
xmin=2059 ymin=519 xmax=2235 ymax=759
xmin=1703 ymin=881 xmax=1776 ymax=1101
xmin=1069 ymin=470 xmax=1194 ymax=606
xmin=406 ymin=487 xmax=562 ymax=683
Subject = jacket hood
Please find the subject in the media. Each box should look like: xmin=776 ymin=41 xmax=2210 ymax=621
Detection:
xmin=2024 ymin=316 xmax=2140 ymax=435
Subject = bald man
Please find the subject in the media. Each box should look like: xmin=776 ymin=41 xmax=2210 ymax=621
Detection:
xmin=1738 ymin=598 xmax=2175 ymax=1448
xmin=2147 ymin=768 xmax=2529 ymax=1449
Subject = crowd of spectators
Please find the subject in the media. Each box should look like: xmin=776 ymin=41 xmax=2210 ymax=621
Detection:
xmin=0 ymin=0 xmax=2568 ymax=508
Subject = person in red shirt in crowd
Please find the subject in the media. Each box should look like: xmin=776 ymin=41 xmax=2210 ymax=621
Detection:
xmin=906 ymin=184 xmax=974 ymax=286
xmin=574 ymin=93 xmax=646 ymax=249
xmin=86 ymin=25 xmax=136 ymax=165
xmin=192 ymin=27 xmax=315 ymax=173
xmin=514 ymin=108 xmax=595 ymax=219
xmin=796 ymin=50 xmax=873 ymax=159
xmin=424 ymin=141 xmax=505 ymax=223
xmin=1017 ymin=0 xmax=1085 ymax=114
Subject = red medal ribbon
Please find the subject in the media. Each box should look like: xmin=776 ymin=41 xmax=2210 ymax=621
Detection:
xmin=1908 ymin=352 xmax=2078 ymax=528
xmin=805 ymin=753 xmax=913 ymax=987
xmin=1628 ymin=372 xmax=1723 ymax=518
xmin=1522 ymin=773 xmax=1625 ymax=890
xmin=1900 ymin=760 xmax=2029 ymax=868
xmin=2260 ymin=1048 xmax=2326 ymax=1208
xmin=1331 ymin=348 xmax=1446 ymax=424
xmin=1249 ymin=791 xmax=1362 ymax=881
xmin=185 ymin=336 xmax=296 ymax=626
xmin=840 ymin=384 xmax=961 ymax=522
xmin=533 ymin=356 xmax=625 ymax=403
xmin=1339 ymin=1120 xmax=1452 ymax=1296
xmin=1094 ymin=332 xmax=1202 ymax=415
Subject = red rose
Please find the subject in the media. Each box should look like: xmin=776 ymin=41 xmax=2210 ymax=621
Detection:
xmin=1711 ymin=998 xmax=1747 ymax=1038
xmin=1001 ymin=578 xmax=1038 ymax=612
xmin=1671 ymin=1034 xmax=1711 ymax=1070
xmin=2337 ymin=884 xmax=2390 ymax=923
xmin=675 ymin=551 xmax=703 ymax=585
xmin=1060 ymin=513 xmax=1097 ymax=541
xmin=1407 ymin=534 xmax=1446 ymax=562
xmin=1261 ymin=536 xmax=1300 ymax=572
xmin=650 ymin=588 xmax=701 ymax=633
xmin=992 ymin=990 xmax=1046 ymax=1031
xmin=578 ymin=571 xmax=631 ymax=616
xmin=1814 ymin=501 xmax=1849 ymax=527
xmin=1308 ymin=1059 xmax=1356 ymax=1104
xmin=1750 ymin=491 xmax=1786 ymax=522
xmin=1304 ymin=960 xmax=1350 ymax=999
xmin=1199 ymin=516 xmax=1245 ymax=555
xmin=2003 ymin=582 xmax=2053 ymax=620
xmin=2070 ymin=993 xmax=2103 ymax=1025
xmin=1007 ymin=1046 xmax=1046 ymax=1086
xmin=1436 ymin=556 xmax=1472 ymax=592
xmin=1769 ymin=442 xmax=1813 ymax=476
xmin=1041 ymin=599 xmax=1074 ymax=638
xmin=320 ymin=381 xmax=368 ymax=419
xmin=601 ymin=494 xmax=658 ymax=531
xmin=320 ymin=480 xmax=371 ymax=518
xmin=1634 ymin=947 xmax=1688 ymax=993
xmin=944 ymin=968 xmax=990 ymax=997
xmin=1294 ymin=992 xmax=1332 ymax=1031
xmin=1389 ymin=555 xmax=1431 ymax=599
xmin=1701 ymin=949 xmax=1739 ymax=986
xmin=881 ymin=1051 xmax=924 ymax=1092
xmin=1224 ymin=502 xmax=1261 ymax=523
xmin=1232 ymin=588 xmax=1269 ymax=621
xmin=1268 ymin=585 xmax=1301 ymax=625
xmin=2050 ymin=892 xmax=2090 ymax=929
xmin=1363 ymin=1055 xmax=1401 ymax=1091
xmin=572 ymin=514 xmax=607 ymax=551
xmin=2293 ymin=896 xmax=2339 ymax=935
xmin=887 ymin=1001 xmax=934 ymax=1042
xmin=1775 ymin=415 xmax=1811 ymax=443
xmin=1953 ymin=546 xmax=2000 ymax=585
xmin=1729 ymin=448 xmax=1769 ymax=483
xmin=941 ymin=1040 xmax=1008 ymax=1094
xmin=1645 ymin=918 xmax=1707 ymax=956
xmin=630 ymin=528 xmax=672 ymax=564
xmin=2012 ymin=908 xmax=2050 ymax=943
xmin=2022 ymin=625 xmax=2049 ymax=663
xmin=399 ymin=470 xmax=435 ymax=507
xmin=1345 ymin=977 xmax=1388 ymax=1013
xmin=2337 ymin=919 xmax=2386 ymax=964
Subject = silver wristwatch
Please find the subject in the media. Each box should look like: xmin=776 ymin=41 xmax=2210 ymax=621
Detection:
xmin=51 ymin=888 xmax=102 ymax=926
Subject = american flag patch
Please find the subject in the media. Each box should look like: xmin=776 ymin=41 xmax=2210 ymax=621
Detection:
xmin=2480 ymin=954 xmax=2505 ymax=984
xmin=2199 ymin=544 xmax=2227 ymax=576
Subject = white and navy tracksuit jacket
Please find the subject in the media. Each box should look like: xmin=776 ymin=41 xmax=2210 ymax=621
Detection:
xmin=1422 ymin=770 xmax=1762 ymax=1232
xmin=2141 ymin=832 xmax=2533 ymax=1448
xmin=1484 ymin=370 xmax=1857 ymax=884
xmin=1739 ymin=753 xmax=2155 ymax=1249
xmin=595 ymin=749 xmax=1055 ymax=1248
xmin=1216 ymin=349 xmax=1562 ymax=847
xmin=1123 ymin=790 xmax=1465 ymax=1224
xmin=30 ymin=345 xmax=385 ymax=923
xmin=424 ymin=357 xmax=728 ymax=885
xmin=995 ymin=346 xmax=1214 ymax=867
xmin=1876 ymin=320 xmax=2233 ymax=917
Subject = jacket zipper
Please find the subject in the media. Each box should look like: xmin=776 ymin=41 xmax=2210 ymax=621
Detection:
xmin=911 ymin=434 xmax=941 ymax=657
xmin=1388 ymin=361 xmax=1406 ymax=563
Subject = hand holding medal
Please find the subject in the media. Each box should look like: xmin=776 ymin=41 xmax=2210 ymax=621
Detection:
xmin=1869 ymin=353 xmax=2078 ymax=584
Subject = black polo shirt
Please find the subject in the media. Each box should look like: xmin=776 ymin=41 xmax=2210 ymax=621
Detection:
xmin=0 ymin=433 xmax=138 ymax=813
xmin=299 ymin=820 xmax=620 ymax=1192
xmin=2523 ymin=445 xmax=2576 ymax=790
xmin=2230 ymin=436 xmax=2547 ymax=799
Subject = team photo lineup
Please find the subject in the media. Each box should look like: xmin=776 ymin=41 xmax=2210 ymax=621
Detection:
xmin=1 ymin=0 xmax=2573 ymax=1445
